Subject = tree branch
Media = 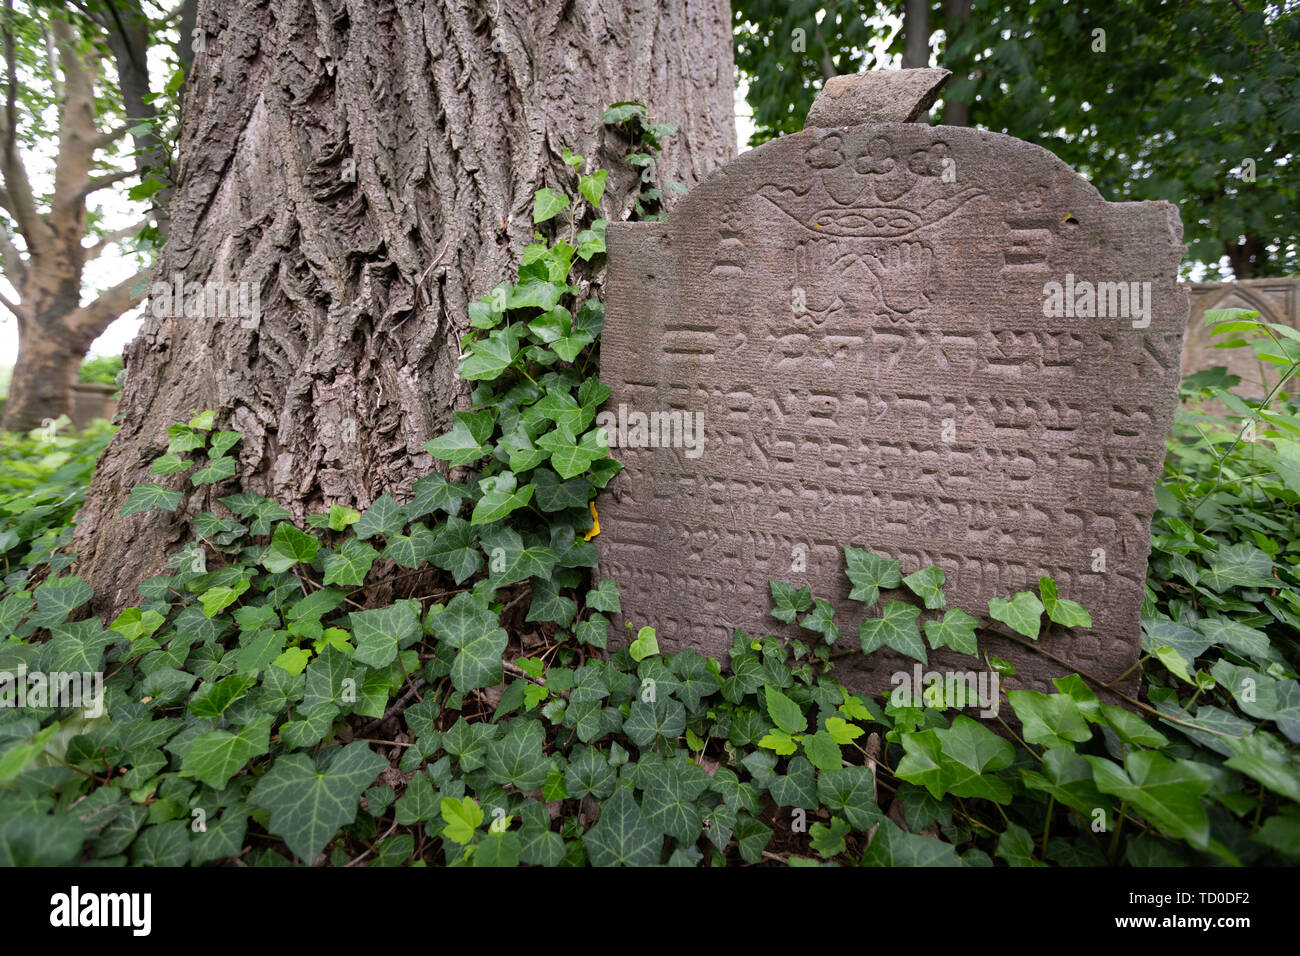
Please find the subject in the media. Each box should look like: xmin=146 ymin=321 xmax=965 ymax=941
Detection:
xmin=65 ymin=268 xmax=149 ymax=340
xmin=84 ymin=216 xmax=150 ymax=258
xmin=0 ymin=1 xmax=50 ymax=251
xmin=77 ymin=167 xmax=135 ymax=200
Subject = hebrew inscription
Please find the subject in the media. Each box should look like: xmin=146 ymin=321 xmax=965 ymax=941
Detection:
xmin=598 ymin=114 xmax=1188 ymax=695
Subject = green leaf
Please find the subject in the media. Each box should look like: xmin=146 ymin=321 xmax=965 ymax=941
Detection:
xmin=321 ymin=538 xmax=378 ymax=586
xmin=764 ymin=684 xmax=807 ymax=734
xmin=1008 ymin=690 xmax=1092 ymax=749
xmin=192 ymin=456 xmax=237 ymax=485
xmin=860 ymin=818 xmax=962 ymax=867
xmin=817 ymin=765 xmax=881 ymax=831
xmin=249 ymin=742 xmax=386 ymax=862
xmin=629 ymin=626 xmax=659 ymax=662
xmin=430 ymin=516 xmax=483 ymax=584
xmin=353 ymin=494 xmax=403 ymax=539
xmin=769 ymin=580 xmax=813 ymax=623
xmin=428 ymin=593 xmax=508 ymax=691
xmin=350 ymin=601 xmax=422 ymax=669
xmin=31 ymin=577 xmax=93 ymax=628
xmin=479 ymin=525 xmax=556 ymax=588
xmin=582 ymin=788 xmax=660 ymax=866
xmin=1038 ymin=577 xmax=1092 ymax=628
xmin=471 ymin=476 xmax=535 ymax=525
xmin=922 ymin=608 xmax=980 ymax=656
xmin=858 ymin=600 xmax=926 ymax=663
xmin=639 ymin=756 xmax=710 ymax=843
xmin=149 ymin=453 xmax=190 ymax=475
xmin=585 ymin=578 xmax=621 ymax=614
xmin=579 ymin=170 xmax=608 ymax=207
xmin=843 ymin=547 xmax=901 ymax=605
xmin=903 ymin=566 xmax=946 ymax=609
xmin=798 ymin=599 xmax=840 ymax=645
xmin=181 ymin=714 xmax=274 ymax=789
xmin=425 ymin=411 xmax=494 ymax=465
xmin=988 ymin=591 xmax=1045 ymax=640
xmin=121 ymin=483 xmax=182 ymax=516
xmin=532 ymin=188 xmax=570 ymax=224
xmin=1085 ymin=750 xmax=1214 ymax=849
xmin=263 ymin=522 xmax=320 ymax=572
xmin=802 ymin=729 xmax=842 ymax=771
xmin=440 ymin=795 xmax=484 ymax=844
xmin=484 ymin=720 xmax=550 ymax=790
xmin=404 ymin=473 xmax=472 ymax=520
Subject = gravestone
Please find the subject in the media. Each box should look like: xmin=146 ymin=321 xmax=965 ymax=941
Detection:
xmin=597 ymin=69 xmax=1188 ymax=695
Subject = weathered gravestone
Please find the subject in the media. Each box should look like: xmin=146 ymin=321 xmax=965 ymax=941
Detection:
xmin=597 ymin=69 xmax=1188 ymax=695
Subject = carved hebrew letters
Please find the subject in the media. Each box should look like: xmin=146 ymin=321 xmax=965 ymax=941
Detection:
xmin=599 ymin=120 xmax=1187 ymax=695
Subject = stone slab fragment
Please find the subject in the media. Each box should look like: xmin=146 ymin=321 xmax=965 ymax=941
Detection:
xmin=597 ymin=120 xmax=1187 ymax=695
xmin=805 ymin=68 xmax=951 ymax=127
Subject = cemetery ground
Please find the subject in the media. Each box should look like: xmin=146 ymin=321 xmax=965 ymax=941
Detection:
xmin=0 ymin=305 xmax=1296 ymax=871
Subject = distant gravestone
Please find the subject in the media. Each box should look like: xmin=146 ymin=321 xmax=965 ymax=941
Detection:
xmin=597 ymin=70 xmax=1188 ymax=694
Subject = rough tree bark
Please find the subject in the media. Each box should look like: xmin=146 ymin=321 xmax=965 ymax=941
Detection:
xmin=73 ymin=0 xmax=736 ymax=614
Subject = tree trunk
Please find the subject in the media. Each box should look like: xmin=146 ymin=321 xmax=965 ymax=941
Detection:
xmin=2 ymin=325 xmax=85 ymax=432
xmin=942 ymin=0 xmax=971 ymax=126
xmin=903 ymin=0 xmax=930 ymax=68
xmin=73 ymin=0 xmax=737 ymax=614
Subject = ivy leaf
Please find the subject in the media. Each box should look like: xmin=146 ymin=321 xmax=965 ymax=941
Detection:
xmin=629 ymin=626 xmax=659 ymax=662
xmin=350 ymin=601 xmax=422 ymax=669
xmin=428 ymin=593 xmax=508 ymax=691
xmin=638 ymin=755 xmax=710 ymax=843
xmin=1007 ymin=690 xmax=1092 ymax=748
xmin=192 ymin=456 xmax=237 ymax=485
xmin=582 ymin=788 xmax=660 ymax=867
xmin=769 ymin=580 xmax=813 ymax=623
xmin=262 ymin=522 xmax=320 ymax=572
xmin=31 ymin=577 xmax=93 ymax=629
xmin=424 ymin=411 xmax=494 ymax=465
xmin=381 ymin=522 xmax=437 ymax=569
xmin=479 ymin=525 xmax=556 ymax=588
xmin=858 ymin=600 xmax=926 ymax=663
xmin=988 ymin=592 xmax=1045 ymax=640
xmin=802 ymin=729 xmax=843 ymax=771
xmin=440 ymin=795 xmax=484 ymax=844
xmin=471 ymin=476 xmax=535 ymax=525
xmin=1201 ymin=543 xmax=1277 ymax=590
xmin=484 ymin=720 xmax=550 ymax=790
xmin=817 ymin=766 xmax=882 ymax=831
xmin=532 ymin=187 xmax=570 ymax=224
xmin=430 ymin=516 xmax=484 ymax=584
xmin=404 ymin=473 xmax=472 ymax=520
xmin=623 ymin=695 xmax=685 ymax=749
xmin=149 ymin=453 xmax=190 ymax=475
xmin=1038 ymin=577 xmax=1092 ymax=628
xmin=798 ymin=599 xmax=839 ymax=645
xmin=903 ymin=566 xmax=946 ymax=609
xmin=353 ymin=494 xmax=404 ymax=539
xmin=249 ymin=743 xmax=386 ymax=862
xmin=181 ymin=714 xmax=274 ymax=789
xmin=322 ymin=538 xmax=378 ymax=586
xmin=768 ymin=756 xmax=818 ymax=809
xmin=121 ymin=483 xmax=182 ymax=516
xmin=843 ymin=547 xmax=901 ymax=605
xmin=860 ymin=818 xmax=962 ymax=867
xmin=922 ymin=608 xmax=980 ymax=656
xmin=586 ymin=578 xmax=621 ymax=614
xmin=1084 ymin=750 xmax=1214 ymax=849
xmin=536 ymin=426 xmax=606 ymax=479
xmin=764 ymin=684 xmax=807 ymax=734
xmin=578 ymin=170 xmax=608 ymax=207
